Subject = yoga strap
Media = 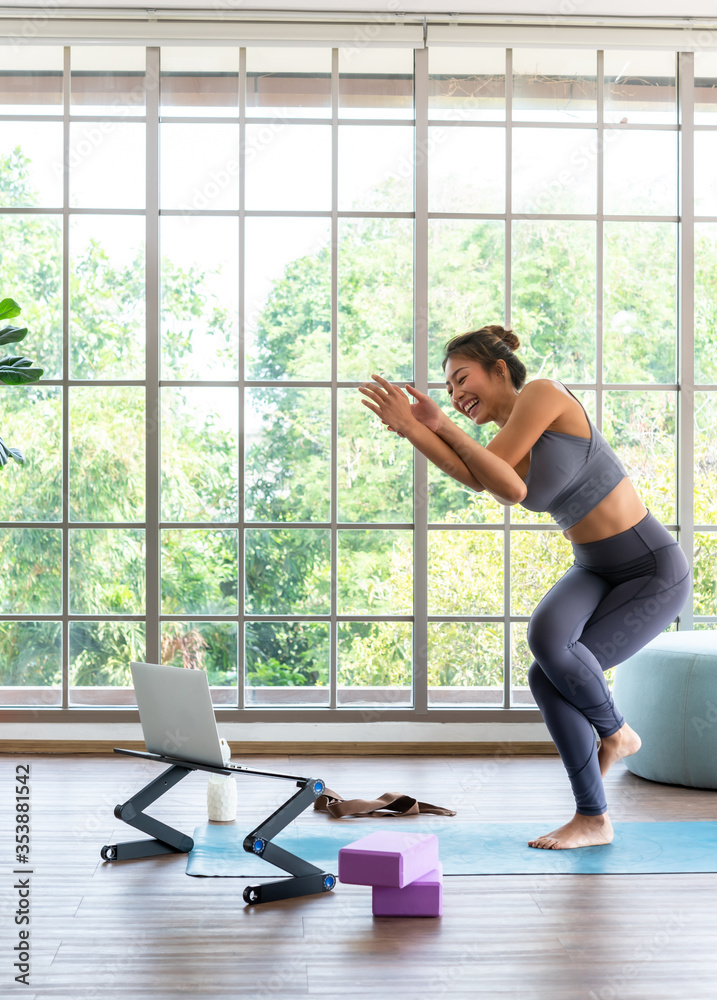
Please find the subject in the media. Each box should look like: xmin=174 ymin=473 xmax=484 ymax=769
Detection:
xmin=313 ymin=788 xmax=456 ymax=818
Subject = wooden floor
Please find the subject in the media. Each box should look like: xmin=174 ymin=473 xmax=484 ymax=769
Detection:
xmin=1 ymin=751 xmax=716 ymax=1000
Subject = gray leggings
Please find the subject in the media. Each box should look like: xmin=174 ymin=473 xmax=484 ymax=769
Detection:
xmin=527 ymin=511 xmax=690 ymax=816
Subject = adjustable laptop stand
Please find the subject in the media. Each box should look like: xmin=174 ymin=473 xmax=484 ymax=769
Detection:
xmin=100 ymin=748 xmax=337 ymax=905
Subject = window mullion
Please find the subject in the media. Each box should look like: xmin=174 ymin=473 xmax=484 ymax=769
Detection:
xmin=413 ymin=45 xmax=429 ymax=715
xmin=145 ymin=46 xmax=161 ymax=664
xmin=678 ymin=50 xmax=695 ymax=629
xmin=61 ymin=45 xmax=71 ymax=709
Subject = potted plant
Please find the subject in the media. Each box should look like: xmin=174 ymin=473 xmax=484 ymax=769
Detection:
xmin=0 ymin=297 xmax=44 ymax=469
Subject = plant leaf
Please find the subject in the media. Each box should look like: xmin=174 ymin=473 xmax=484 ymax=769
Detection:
xmin=0 ymin=298 xmax=21 ymax=321
xmin=0 ymin=367 xmax=44 ymax=385
xmin=0 ymin=355 xmax=32 ymax=367
xmin=0 ymin=325 xmax=28 ymax=345
xmin=0 ymin=355 xmax=44 ymax=385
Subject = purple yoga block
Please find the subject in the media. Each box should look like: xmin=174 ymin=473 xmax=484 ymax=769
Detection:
xmin=372 ymin=864 xmax=443 ymax=917
xmin=338 ymin=831 xmax=439 ymax=888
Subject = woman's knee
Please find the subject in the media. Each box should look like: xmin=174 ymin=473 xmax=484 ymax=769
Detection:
xmin=527 ymin=659 xmax=546 ymax=693
xmin=527 ymin=612 xmax=559 ymax=664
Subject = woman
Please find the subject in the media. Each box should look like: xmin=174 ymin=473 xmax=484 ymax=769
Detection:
xmin=359 ymin=326 xmax=690 ymax=850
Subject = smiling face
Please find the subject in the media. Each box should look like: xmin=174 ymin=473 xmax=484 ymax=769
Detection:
xmin=444 ymin=354 xmax=511 ymax=425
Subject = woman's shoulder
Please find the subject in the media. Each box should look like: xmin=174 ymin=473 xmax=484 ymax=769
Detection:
xmin=518 ymin=380 xmax=589 ymax=437
xmin=519 ymin=378 xmax=572 ymax=403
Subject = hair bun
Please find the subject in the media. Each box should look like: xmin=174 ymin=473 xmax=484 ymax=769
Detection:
xmin=480 ymin=324 xmax=520 ymax=352
xmin=500 ymin=329 xmax=520 ymax=352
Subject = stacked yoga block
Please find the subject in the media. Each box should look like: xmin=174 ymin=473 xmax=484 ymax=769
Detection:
xmin=338 ymin=831 xmax=442 ymax=917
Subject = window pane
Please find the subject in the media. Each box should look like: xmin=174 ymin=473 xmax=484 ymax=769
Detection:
xmin=162 ymin=387 xmax=238 ymax=523
xmin=427 ymin=220 xmax=505 ymax=381
xmin=428 ymin=126 xmax=505 ymax=213
xmin=247 ymin=48 xmax=331 ymax=119
xmin=245 ymin=621 xmax=329 ymax=707
xmin=244 ymin=528 xmax=330 ymax=615
xmin=162 ymin=529 xmax=237 ymax=615
xmin=695 ymin=133 xmax=717 ymax=217
xmin=161 ymin=216 xmax=239 ymax=380
xmin=160 ymin=123 xmax=239 ymax=210
xmin=339 ymin=125 xmax=413 ymax=212
xmin=604 ymin=131 xmax=677 ymax=216
xmin=0 ymin=214 xmax=62 ymax=379
xmin=428 ymin=530 xmax=503 ymax=615
xmin=604 ymin=51 xmax=676 ymax=125
xmin=244 ymin=217 xmax=331 ymax=381
xmin=71 ymin=47 xmax=146 ymax=116
xmin=695 ymin=393 xmax=717 ymax=525
xmin=245 ymin=388 xmax=330 ymax=523
xmin=338 ymin=529 xmax=412 ymax=615
xmin=603 ymin=391 xmax=676 ymax=525
xmin=337 ymin=622 xmax=412 ymax=707
xmin=338 ymin=218 xmax=413 ymax=382
xmin=513 ymin=49 xmax=597 ymax=123
xmin=0 ymin=386 xmax=62 ymax=522
xmin=603 ymin=222 xmax=676 ymax=384
xmin=510 ymin=531 xmax=572 ymax=616
xmin=70 ymin=215 xmax=145 ymax=379
xmin=69 ymin=123 xmax=145 ymax=209
xmin=0 ymin=122 xmax=63 ymax=208
xmin=245 ymin=124 xmax=331 ymax=211
xmin=0 ymin=47 xmax=63 ymax=115
xmin=70 ymin=529 xmax=145 ymax=614
xmin=339 ymin=48 xmax=413 ymax=120
xmin=428 ymin=622 xmax=503 ymax=707
xmin=695 ymin=51 xmax=717 ymax=125
xmin=338 ymin=389 xmax=413 ymax=524
xmin=695 ymin=224 xmax=717 ymax=384
xmin=70 ymin=387 xmax=145 ymax=522
xmin=0 ymin=622 xmax=61 ymax=707
xmin=160 ymin=47 xmax=239 ymax=117
xmin=70 ymin=621 xmax=146 ymax=706
xmin=512 ymin=221 xmax=596 ymax=384
xmin=512 ymin=128 xmax=596 ymax=214
xmin=694 ymin=533 xmax=717 ymax=616
xmin=510 ymin=391 xmax=596 ymax=526
xmin=428 ymin=47 xmax=505 ymax=122
xmin=0 ymin=529 xmax=62 ymax=613
xmin=162 ymin=621 xmax=237 ymax=705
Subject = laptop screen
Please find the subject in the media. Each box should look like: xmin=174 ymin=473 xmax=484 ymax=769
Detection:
xmin=130 ymin=662 xmax=225 ymax=767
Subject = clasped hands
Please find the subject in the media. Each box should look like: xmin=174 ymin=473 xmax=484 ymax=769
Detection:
xmin=358 ymin=374 xmax=443 ymax=437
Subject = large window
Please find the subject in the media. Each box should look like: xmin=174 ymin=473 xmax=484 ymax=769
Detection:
xmin=0 ymin=41 xmax=709 ymax=720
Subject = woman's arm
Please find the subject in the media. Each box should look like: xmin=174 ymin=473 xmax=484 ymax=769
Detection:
xmin=359 ymin=375 xmax=522 ymax=503
xmin=434 ymin=379 xmax=574 ymax=499
xmin=424 ymin=415 xmax=527 ymax=504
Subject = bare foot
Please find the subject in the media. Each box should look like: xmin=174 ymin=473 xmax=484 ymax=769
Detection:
xmin=597 ymin=722 xmax=642 ymax=779
xmin=528 ymin=811 xmax=614 ymax=850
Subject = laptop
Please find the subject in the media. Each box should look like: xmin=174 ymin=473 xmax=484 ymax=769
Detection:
xmin=130 ymin=661 xmax=236 ymax=769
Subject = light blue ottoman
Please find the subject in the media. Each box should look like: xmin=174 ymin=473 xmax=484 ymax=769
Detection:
xmin=611 ymin=631 xmax=717 ymax=790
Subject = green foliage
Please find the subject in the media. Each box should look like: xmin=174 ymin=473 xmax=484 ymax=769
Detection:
xmin=245 ymin=622 xmax=328 ymax=687
xmin=0 ymin=293 xmax=44 ymax=468
xmin=0 ymin=134 xmax=709 ymax=700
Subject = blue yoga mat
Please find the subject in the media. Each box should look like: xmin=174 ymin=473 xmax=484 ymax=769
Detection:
xmin=186 ymin=820 xmax=717 ymax=877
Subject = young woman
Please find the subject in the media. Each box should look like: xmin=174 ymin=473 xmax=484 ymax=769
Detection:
xmin=359 ymin=326 xmax=690 ymax=850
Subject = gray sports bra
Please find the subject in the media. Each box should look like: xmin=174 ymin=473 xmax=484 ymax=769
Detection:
xmin=520 ymin=387 xmax=627 ymax=531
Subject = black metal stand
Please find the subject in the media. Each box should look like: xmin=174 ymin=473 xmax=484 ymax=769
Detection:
xmin=101 ymin=748 xmax=337 ymax=905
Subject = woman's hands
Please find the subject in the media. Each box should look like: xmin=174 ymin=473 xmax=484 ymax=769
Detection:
xmin=359 ymin=375 xmax=445 ymax=437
